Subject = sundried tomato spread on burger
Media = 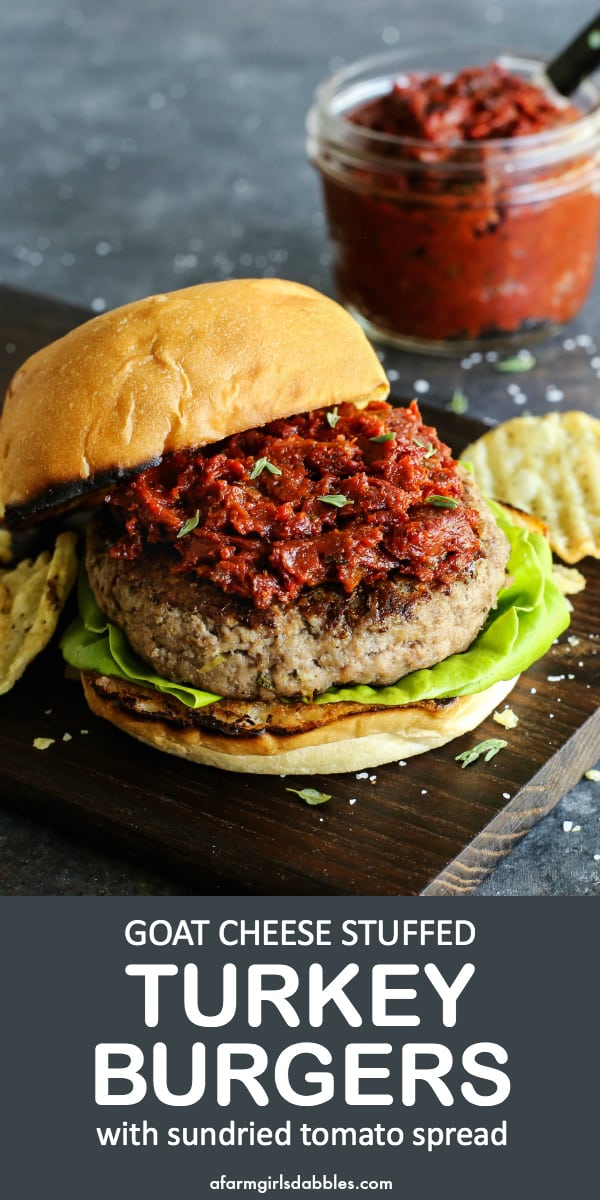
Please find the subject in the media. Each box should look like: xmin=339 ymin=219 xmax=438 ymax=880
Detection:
xmin=89 ymin=397 xmax=505 ymax=703
xmin=0 ymin=280 xmax=569 ymax=773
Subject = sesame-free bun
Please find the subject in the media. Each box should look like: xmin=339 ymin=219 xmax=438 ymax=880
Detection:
xmin=81 ymin=671 xmax=518 ymax=775
xmin=0 ymin=278 xmax=388 ymax=523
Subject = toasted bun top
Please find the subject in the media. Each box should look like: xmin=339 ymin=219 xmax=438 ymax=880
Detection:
xmin=0 ymin=278 xmax=389 ymax=523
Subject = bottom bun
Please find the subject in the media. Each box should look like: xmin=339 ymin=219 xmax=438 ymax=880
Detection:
xmin=81 ymin=671 xmax=518 ymax=775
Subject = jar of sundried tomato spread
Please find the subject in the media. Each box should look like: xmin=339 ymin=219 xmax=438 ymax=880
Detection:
xmin=307 ymin=48 xmax=600 ymax=352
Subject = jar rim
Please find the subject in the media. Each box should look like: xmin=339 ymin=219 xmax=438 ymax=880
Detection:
xmin=310 ymin=45 xmax=600 ymax=159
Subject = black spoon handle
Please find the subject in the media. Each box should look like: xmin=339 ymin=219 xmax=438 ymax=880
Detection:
xmin=547 ymin=10 xmax=600 ymax=96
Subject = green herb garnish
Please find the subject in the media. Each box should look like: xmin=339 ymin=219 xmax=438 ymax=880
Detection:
xmin=250 ymin=457 xmax=283 ymax=480
xmin=327 ymin=407 xmax=340 ymax=428
xmin=412 ymin=436 xmax=436 ymax=458
xmin=369 ymin=431 xmax=396 ymax=444
xmin=588 ymin=29 xmax=600 ymax=49
xmin=318 ymin=494 xmax=354 ymax=508
xmin=177 ymin=510 xmax=200 ymax=538
xmin=455 ymin=738 xmax=508 ymax=768
xmin=493 ymin=352 xmax=536 ymax=373
xmin=449 ymin=388 xmax=469 ymax=414
xmin=286 ymin=787 xmax=332 ymax=806
xmin=425 ymin=495 xmax=459 ymax=509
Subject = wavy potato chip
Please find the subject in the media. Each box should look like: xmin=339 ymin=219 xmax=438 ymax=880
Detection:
xmin=551 ymin=564 xmax=587 ymax=596
xmin=0 ymin=531 xmax=78 ymax=695
xmin=462 ymin=411 xmax=600 ymax=564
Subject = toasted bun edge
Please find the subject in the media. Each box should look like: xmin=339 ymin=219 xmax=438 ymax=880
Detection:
xmin=0 ymin=279 xmax=388 ymax=522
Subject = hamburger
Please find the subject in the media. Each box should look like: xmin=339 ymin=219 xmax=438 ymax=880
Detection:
xmin=0 ymin=279 xmax=569 ymax=774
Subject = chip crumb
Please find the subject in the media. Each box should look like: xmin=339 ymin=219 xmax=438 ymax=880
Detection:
xmin=547 ymin=674 xmax=566 ymax=682
xmin=33 ymin=737 xmax=55 ymax=751
xmin=502 ymin=791 xmax=511 ymax=800
xmin=594 ymin=853 xmax=600 ymax=862
xmin=356 ymin=771 xmax=369 ymax=780
xmin=80 ymin=729 xmax=89 ymax=735
xmin=562 ymin=820 xmax=574 ymax=832
xmin=585 ymin=769 xmax=600 ymax=782
xmin=62 ymin=732 xmax=72 ymax=742
xmin=44 ymin=708 xmax=52 ymax=715
xmin=398 ymin=760 xmax=407 ymax=766
xmin=567 ymin=635 xmax=581 ymax=646
xmin=493 ymin=706 xmax=519 ymax=729
xmin=349 ymin=797 xmax=357 ymax=806
xmin=369 ymin=775 xmax=377 ymax=783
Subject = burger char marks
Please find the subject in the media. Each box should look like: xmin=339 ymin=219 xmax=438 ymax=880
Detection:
xmin=104 ymin=400 xmax=483 ymax=609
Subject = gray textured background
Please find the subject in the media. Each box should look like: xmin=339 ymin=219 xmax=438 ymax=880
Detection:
xmin=0 ymin=0 xmax=598 ymax=894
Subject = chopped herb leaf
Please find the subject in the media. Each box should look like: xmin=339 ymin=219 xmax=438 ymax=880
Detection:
xmin=367 ymin=434 xmax=396 ymax=448
xmin=413 ymin=436 xmax=436 ymax=458
xmin=493 ymin=352 xmax=536 ymax=373
xmin=588 ymin=29 xmax=600 ymax=49
xmin=455 ymin=738 xmax=508 ymax=768
xmin=177 ymin=510 xmax=200 ymax=538
xmin=318 ymin=494 xmax=354 ymax=508
xmin=286 ymin=787 xmax=332 ymax=806
xmin=250 ymin=457 xmax=283 ymax=480
xmin=425 ymin=495 xmax=459 ymax=508
xmin=326 ymin=407 xmax=340 ymax=428
xmin=369 ymin=432 xmax=396 ymax=443
xmin=449 ymin=388 xmax=469 ymax=414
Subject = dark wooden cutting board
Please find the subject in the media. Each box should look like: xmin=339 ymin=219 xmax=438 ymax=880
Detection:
xmin=0 ymin=286 xmax=598 ymax=895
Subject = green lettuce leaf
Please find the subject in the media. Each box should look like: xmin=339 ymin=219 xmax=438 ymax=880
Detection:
xmin=61 ymin=568 xmax=221 ymax=709
xmin=60 ymin=502 xmax=570 ymax=710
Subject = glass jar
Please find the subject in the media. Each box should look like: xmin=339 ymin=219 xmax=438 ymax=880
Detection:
xmin=307 ymin=47 xmax=600 ymax=354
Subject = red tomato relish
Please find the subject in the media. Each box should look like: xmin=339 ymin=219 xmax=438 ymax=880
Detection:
xmin=314 ymin=62 xmax=600 ymax=345
xmin=106 ymin=401 xmax=482 ymax=609
xmin=350 ymin=63 xmax=578 ymax=141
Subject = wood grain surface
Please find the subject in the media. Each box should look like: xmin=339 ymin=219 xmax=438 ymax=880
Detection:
xmin=0 ymin=287 xmax=598 ymax=895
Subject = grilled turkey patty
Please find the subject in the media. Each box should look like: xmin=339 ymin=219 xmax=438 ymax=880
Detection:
xmin=85 ymin=482 xmax=510 ymax=701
